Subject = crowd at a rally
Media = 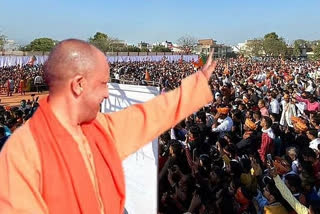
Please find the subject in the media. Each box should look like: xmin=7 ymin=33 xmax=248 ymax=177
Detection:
xmin=0 ymin=64 xmax=45 ymax=96
xmin=109 ymin=59 xmax=196 ymax=89
xmin=1 ymin=57 xmax=320 ymax=213
xmin=156 ymin=58 xmax=320 ymax=214
xmin=0 ymin=64 xmax=45 ymax=149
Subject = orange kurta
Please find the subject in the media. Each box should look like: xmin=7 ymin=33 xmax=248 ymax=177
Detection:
xmin=0 ymin=71 xmax=213 ymax=213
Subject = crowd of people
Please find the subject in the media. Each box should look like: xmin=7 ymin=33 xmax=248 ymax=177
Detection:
xmin=1 ymin=57 xmax=320 ymax=213
xmin=109 ymin=59 xmax=196 ymax=88
xmin=155 ymin=58 xmax=320 ymax=214
xmin=0 ymin=64 xmax=45 ymax=96
xmin=0 ymin=64 xmax=45 ymax=149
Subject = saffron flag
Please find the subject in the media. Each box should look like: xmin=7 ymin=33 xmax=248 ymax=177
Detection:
xmin=192 ymin=56 xmax=204 ymax=68
xmin=145 ymin=71 xmax=151 ymax=81
xmin=223 ymin=64 xmax=229 ymax=75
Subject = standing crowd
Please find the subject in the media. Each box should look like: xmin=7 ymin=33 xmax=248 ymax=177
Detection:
xmin=1 ymin=57 xmax=320 ymax=214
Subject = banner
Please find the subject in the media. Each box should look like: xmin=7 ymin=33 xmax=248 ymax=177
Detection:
xmin=0 ymin=55 xmax=199 ymax=67
xmin=100 ymin=83 xmax=159 ymax=214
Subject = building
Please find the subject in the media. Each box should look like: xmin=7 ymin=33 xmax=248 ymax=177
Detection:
xmin=138 ymin=41 xmax=152 ymax=50
xmin=111 ymin=40 xmax=127 ymax=48
xmin=232 ymin=42 xmax=247 ymax=53
xmin=195 ymin=39 xmax=233 ymax=58
xmin=195 ymin=39 xmax=216 ymax=54
xmin=213 ymin=44 xmax=233 ymax=58
xmin=152 ymin=41 xmax=182 ymax=52
xmin=161 ymin=41 xmax=173 ymax=50
xmin=233 ymin=40 xmax=264 ymax=57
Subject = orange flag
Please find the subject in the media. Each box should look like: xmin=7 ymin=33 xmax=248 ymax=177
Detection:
xmin=145 ymin=71 xmax=150 ymax=81
xmin=223 ymin=65 xmax=229 ymax=75
xmin=192 ymin=56 xmax=203 ymax=68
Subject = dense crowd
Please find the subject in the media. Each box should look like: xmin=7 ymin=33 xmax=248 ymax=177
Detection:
xmin=0 ymin=64 xmax=45 ymax=149
xmin=0 ymin=64 xmax=45 ymax=96
xmin=156 ymin=58 xmax=320 ymax=214
xmin=1 ymin=58 xmax=320 ymax=213
xmin=109 ymin=59 xmax=196 ymax=89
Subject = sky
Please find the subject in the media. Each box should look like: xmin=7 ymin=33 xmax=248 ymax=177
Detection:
xmin=1 ymin=0 xmax=320 ymax=46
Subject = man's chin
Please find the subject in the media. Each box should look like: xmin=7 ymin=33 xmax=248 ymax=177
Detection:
xmin=82 ymin=113 xmax=98 ymax=124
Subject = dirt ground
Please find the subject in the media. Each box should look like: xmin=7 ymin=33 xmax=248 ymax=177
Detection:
xmin=0 ymin=92 xmax=49 ymax=107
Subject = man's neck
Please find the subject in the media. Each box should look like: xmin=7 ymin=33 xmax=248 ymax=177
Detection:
xmin=48 ymin=95 xmax=83 ymax=137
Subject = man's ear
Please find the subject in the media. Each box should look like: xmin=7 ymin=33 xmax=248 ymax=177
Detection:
xmin=71 ymin=75 xmax=86 ymax=96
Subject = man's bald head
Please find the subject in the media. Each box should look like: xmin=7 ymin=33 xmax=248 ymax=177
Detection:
xmin=44 ymin=39 xmax=104 ymax=91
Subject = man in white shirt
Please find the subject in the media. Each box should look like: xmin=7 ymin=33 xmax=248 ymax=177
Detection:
xmin=269 ymin=92 xmax=280 ymax=115
xmin=212 ymin=107 xmax=233 ymax=137
xmin=307 ymin=129 xmax=320 ymax=151
xmin=34 ymin=75 xmax=44 ymax=93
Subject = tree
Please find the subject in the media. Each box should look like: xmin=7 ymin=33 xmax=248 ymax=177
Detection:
xmin=127 ymin=45 xmax=140 ymax=52
xmin=23 ymin=38 xmax=55 ymax=51
xmin=264 ymin=32 xmax=279 ymax=40
xmin=89 ymin=32 xmax=117 ymax=52
xmin=246 ymin=39 xmax=264 ymax=57
xmin=89 ymin=32 xmax=109 ymax=52
xmin=140 ymin=47 xmax=149 ymax=52
xmin=309 ymin=40 xmax=320 ymax=55
xmin=151 ymin=45 xmax=171 ymax=52
xmin=293 ymin=39 xmax=307 ymax=57
xmin=177 ymin=35 xmax=197 ymax=53
xmin=313 ymin=42 xmax=320 ymax=60
xmin=0 ymin=34 xmax=7 ymax=51
xmin=262 ymin=32 xmax=287 ymax=57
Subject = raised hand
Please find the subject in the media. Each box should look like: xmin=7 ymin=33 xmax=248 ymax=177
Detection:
xmin=201 ymin=50 xmax=218 ymax=81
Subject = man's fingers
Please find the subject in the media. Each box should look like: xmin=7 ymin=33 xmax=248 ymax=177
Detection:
xmin=208 ymin=49 xmax=214 ymax=63
xmin=204 ymin=50 xmax=214 ymax=68
xmin=200 ymin=49 xmax=217 ymax=80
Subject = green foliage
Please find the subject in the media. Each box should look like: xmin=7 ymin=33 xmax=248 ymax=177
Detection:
xmin=313 ymin=42 xmax=320 ymax=60
xmin=23 ymin=38 xmax=55 ymax=52
xmin=140 ymin=47 xmax=149 ymax=52
xmin=88 ymin=32 xmax=111 ymax=52
xmin=246 ymin=39 xmax=264 ymax=57
xmin=0 ymin=34 xmax=6 ymax=51
xmin=293 ymin=46 xmax=301 ymax=57
xmin=127 ymin=45 xmax=140 ymax=52
xmin=200 ymin=52 xmax=208 ymax=64
xmin=264 ymin=32 xmax=279 ymax=40
xmin=293 ymin=39 xmax=307 ymax=56
xmin=310 ymin=40 xmax=320 ymax=50
xmin=262 ymin=32 xmax=287 ymax=57
xmin=151 ymin=45 xmax=171 ymax=52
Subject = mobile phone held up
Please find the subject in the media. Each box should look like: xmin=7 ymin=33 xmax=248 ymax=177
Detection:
xmin=267 ymin=154 xmax=274 ymax=167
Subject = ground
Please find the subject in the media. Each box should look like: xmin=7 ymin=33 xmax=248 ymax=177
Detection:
xmin=0 ymin=92 xmax=49 ymax=107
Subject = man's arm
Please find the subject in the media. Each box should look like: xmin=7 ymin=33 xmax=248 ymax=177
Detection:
xmin=101 ymin=52 xmax=217 ymax=160
xmin=212 ymin=120 xmax=229 ymax=133
xmin=295 ymin=95 xmax=309 ymax=104
xmin=273 ymin=175 xmax=309 ymax=214
xmin=105 ymin=71 xmax=213 ymax=160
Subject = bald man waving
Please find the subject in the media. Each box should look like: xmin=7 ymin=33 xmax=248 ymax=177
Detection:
xmin=0 ymin=39 xmax=217 ymax=214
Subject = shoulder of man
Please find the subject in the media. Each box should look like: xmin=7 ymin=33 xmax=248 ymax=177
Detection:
xmin=1 ymin=121 xmax=39 ymax=161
